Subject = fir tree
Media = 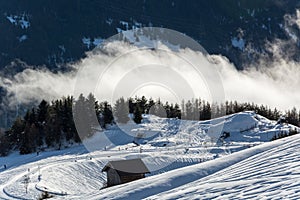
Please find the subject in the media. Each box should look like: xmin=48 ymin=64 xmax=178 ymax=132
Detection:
xmin=37 ymin=100 xmax=49 ymax=147
xmin=185 ymin=100 xmax=193 ymax=120
xmin=73 ymin=94 xmax=92 ymax=139
xmin=6 ymin=117 xmax=25 ymax=148
xmin=37 ymin=100 xmax=48 ymax=123
xmin=0 ymin=133 xmax=10 ymax=156
xmin=114 ymin=97 xmax=130 ymax=124
xmin=133 ymin=106 xmax=143 ymax=124
xmin=102 ymin=102 xmax=114 ymax=128
xmin=128 ymin=97 xmax=134 ymax=114
xmin=146 ymin=98 xmax=155 ymax=114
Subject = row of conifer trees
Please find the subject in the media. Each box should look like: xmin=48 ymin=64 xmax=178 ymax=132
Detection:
xmin=0 ymin=94 xmax=299 ymax=156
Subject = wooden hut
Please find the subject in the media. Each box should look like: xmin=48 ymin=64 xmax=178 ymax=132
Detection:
xmin=102 ymin=158 xmax=150 ymax=187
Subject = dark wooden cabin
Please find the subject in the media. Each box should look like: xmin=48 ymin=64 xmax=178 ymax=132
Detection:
xmin=102 ymin=158 xmax=150 ymax=187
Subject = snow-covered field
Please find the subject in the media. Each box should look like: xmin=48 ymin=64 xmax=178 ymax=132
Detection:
xmin=76 ymin=133 xmax=300 ymax=200
xmin=0 ymin=112 xmax=299 ymax=200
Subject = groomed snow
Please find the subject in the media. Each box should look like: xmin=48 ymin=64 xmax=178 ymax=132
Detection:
xmin=61 ymin=134 xmax=300 ymax=200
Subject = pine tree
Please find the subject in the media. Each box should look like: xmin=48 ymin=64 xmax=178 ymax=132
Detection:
xmin=86 ymin=93 xmax=99 ymax=131
xmin=201 ymin=101 xmax=211 ymax=120
xmin=37 ymin=100 xmax=48 ymax=123
xmin=164 ymin=102 xmax=171 ymax=118
xmin=114 ymin=97 xmax=130 ymax=124
xmin=173 ymin=103 xmax=181 ymax=119
xmin=185 ymin=100 xmax=193 ymax=120
xmin=19 ymin=123 xmax=33 ymax=154
xmin=0 ymin=132 xmax=10 ymax=156
xmin=138 ymin=96 xmax=147 ymax=114
xmin=61 ymin=97 xmax=76 ymax=142
xmin=19 ymin=109 xmax=39 ymax=154
xmin=73 ymin=94 xmax=92 ymax=139
xmin=6 ymin=117 xmax=25 ymax=148
xmin=102 ymin=102 xmax=114 ymax=128
xmin=286 ymin=107 xmax=298 ymax=126
xmin=133 ymin=106 xmax=143 ymax=124
xmin=192 ymin=99 xmax=200 ymax=120
xmin=128 ymin=97 xmax=134 ymax=113
xmin=37 ymin=100 xmax=49 ymax=147
xmin=146 ymin=98 xmax=155 ymax=114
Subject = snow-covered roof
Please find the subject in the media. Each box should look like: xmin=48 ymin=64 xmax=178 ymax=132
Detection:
xmin=102 ymin=158 xmax=150 ymax=174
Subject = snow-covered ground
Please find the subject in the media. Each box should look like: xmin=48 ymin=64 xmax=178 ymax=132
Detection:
xmin=0 ymin=112 xmax=299 ymax=199
xmin=75 ymin=133 xmax=300 ymax=200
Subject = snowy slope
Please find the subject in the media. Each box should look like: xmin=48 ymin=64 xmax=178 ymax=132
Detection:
xmin=61 ymin=134 xmax=300 ymax=200
xmin=148 ymin=135 xmax=300 ymax=199
xmin=0 ymin=112 xmax=298 ymax=199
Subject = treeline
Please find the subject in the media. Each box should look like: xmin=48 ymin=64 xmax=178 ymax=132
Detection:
xmin=0 ymin=94 xmax=115 ymax=156
xmin=271 ymin=128 xmax=299 ymax=141
xmin=0 ymin=96 xmax=77 ymax=156
xmin=1 ymin=94 xmax=300 ymax=156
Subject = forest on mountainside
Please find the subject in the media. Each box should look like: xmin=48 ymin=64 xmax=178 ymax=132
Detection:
xmin=0 ymin=94 xmax=299 ymax=156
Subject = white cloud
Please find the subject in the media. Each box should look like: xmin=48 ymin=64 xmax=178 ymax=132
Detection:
xmin=0 ymin=40 xmax=300 ymax=111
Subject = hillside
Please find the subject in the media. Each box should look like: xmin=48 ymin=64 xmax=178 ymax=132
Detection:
xmin=79 ymin=133 xmax=300 ymax=200
xmin=0 ymin=112 xmax=299 ymax=199
xmin=0 ymin=0 xmax=299 ymax=70
xmin=1 ymin=1 xmax=300 ymax=130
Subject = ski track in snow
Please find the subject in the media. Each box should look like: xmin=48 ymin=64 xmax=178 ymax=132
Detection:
xmin=146 ymin=135 xmax=300 ymax=199
xmin=63 ymin=135 xmax=300 ymax=200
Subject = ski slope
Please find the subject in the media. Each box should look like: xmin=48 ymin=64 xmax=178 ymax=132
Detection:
xmin=0 ymin=112 xmax=298 ymax=199
xmin=71 ymin=134 xmax=300 ymax=200
xmin=150 ymin=134 xmax=300 ymax=199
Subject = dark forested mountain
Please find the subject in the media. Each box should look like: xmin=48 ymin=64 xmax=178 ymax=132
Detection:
xmin=0 ymin=0 xmax=299 ymax=71
xmin=1 ymin=0 xmax=300 ymax=129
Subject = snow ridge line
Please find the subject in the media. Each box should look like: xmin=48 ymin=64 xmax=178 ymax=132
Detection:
xmin=35 ymin=184 xmax=67 ymax=197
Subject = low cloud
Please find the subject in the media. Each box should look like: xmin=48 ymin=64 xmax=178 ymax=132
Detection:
xmin=215 ymin=52 xmax=300 ymax=109
xmin=0 ymin=67 xmax=76 ymax=107
xmin=0 ymin=40 xmax=299 ymax=111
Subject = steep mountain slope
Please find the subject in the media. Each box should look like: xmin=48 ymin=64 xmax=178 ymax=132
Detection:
xmin=0 ymin=0 xmax=299 ymax=70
